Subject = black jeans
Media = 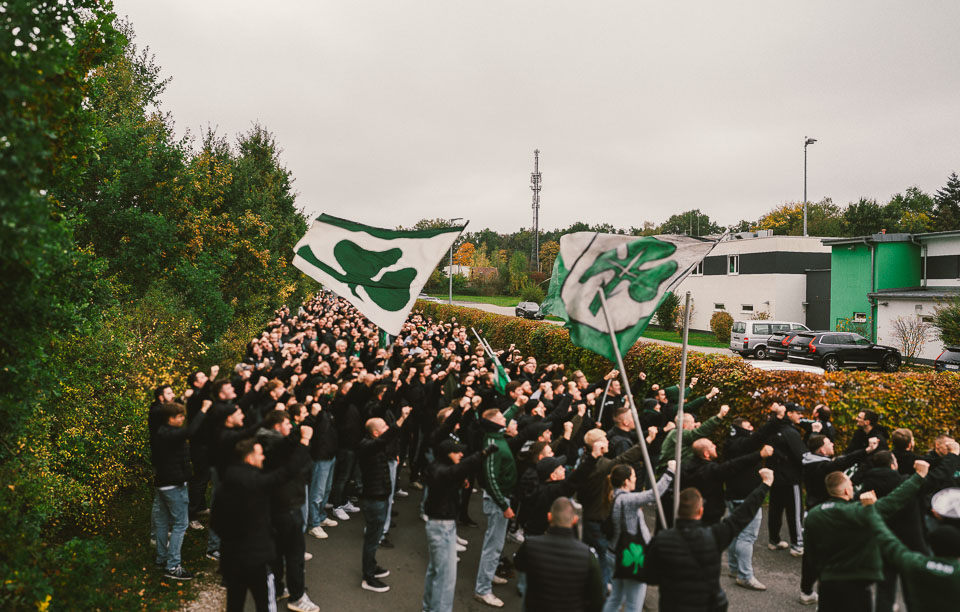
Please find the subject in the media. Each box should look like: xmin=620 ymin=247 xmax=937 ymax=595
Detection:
xmin=224 ymin=562 xmax=273 ymax=612
xmin=188 ymin=448 xmax=210 ymax=519
xmin=818 ymin=580 xmax=873 ymax=612
xmin=330 ymin=448 xmax=356 ymax=507
xmin=272 ymin=508 xmax=306 ymax=600
xmin=361 ymin=498 xmax=388 ymax=580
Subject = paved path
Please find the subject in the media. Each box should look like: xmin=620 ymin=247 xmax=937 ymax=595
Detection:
xmin=239 ymin=486 xmax=825 ymax=612
xmin=447 ymin=300 xmax=740 ymax=357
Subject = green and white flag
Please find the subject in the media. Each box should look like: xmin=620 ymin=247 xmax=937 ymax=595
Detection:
xmin=293 ymin=214 xmax=466 ymax=336
xmin=542 ymin=232 xmax=721 ymax=364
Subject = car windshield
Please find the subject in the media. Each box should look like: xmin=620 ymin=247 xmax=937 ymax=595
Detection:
xmin=942 ymin=349 xmax=960 ymax=360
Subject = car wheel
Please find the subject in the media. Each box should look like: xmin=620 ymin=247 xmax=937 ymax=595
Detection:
xmin=882 ymin=354 xmax=901 ymax=372
xmin=822 ymin=356 xmax=840 ymax=372
xmin=753 ymin=346 xmax=767 ymax=360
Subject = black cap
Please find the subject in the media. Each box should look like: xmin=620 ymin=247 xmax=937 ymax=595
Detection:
xmin=438 ymin=439 xmax=467 ymax=455
xmin=785 ymin=402 xmax=804 ymax=413
xmin=536 ymin=455 xmax=567 ymax=481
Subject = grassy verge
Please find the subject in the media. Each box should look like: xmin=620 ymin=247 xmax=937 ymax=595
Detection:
xmin=640 ymin=328 xmax=729 ymax=348
xmin=425 ymin=294 xmax=521 ymax=307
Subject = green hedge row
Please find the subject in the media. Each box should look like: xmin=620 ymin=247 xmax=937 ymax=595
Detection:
xmin=415 ymin=302 xmax=960 ymax=449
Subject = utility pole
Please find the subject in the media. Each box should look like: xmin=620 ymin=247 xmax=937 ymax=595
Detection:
xmin=530 ymin=149 xmax=542 ymax=271
xmin=804 ymin=136 xmax=817 ymax=236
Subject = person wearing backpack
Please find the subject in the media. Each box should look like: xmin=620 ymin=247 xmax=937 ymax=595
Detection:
xmin=602 ymin=461 xmax=675 ymax=612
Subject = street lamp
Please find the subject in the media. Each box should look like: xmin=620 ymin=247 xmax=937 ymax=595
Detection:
xmin=804 ymin=136 xmax=817 ymax=236
xmin=448 ymin=217 xmax=464 ymax=305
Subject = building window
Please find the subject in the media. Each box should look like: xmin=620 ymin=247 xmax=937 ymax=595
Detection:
xmin=853 ymin=312 xmax=867 ymax=323
xmin=714 ymin=303 xmax=725 ymax=311
xmin=727 ymin=255 xmax=740 ymax=275
xmin=691 ymin=261 xmax=703 ymax=276
xmin=741 ymin=304 xmax=754 ymax=313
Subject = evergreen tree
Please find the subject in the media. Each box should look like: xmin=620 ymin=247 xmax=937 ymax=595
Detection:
xmin=934 ymin=172 xmax=960 ymax=231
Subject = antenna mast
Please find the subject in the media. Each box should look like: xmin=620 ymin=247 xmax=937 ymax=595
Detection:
xmin=531 ymin=149 xmax=542 ymax=270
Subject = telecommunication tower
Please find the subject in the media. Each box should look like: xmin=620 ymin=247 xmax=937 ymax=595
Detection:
xmin=530 ymin=149 xmax=542 ymax=270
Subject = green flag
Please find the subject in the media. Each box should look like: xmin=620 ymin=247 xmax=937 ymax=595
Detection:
xmin=493 ymin=358 xmax=510 ymax=395
xmin=542 ymin=232 xmax=719 ymax=363
xmin=292 ymin=214 xmax=466 ymax=336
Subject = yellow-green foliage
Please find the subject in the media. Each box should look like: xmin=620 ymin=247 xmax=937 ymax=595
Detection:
xmin=417 ymin=302 xmax=960 ymax=449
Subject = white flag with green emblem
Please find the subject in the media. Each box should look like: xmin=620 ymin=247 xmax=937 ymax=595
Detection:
xmin=542 ymin=232 xmax=721 ymax=363
xmin=292 ymin=214 xmax=466 ymax=336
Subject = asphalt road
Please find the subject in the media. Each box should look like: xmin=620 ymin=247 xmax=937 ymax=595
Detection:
xmin=240 ymin=485 xmax=825 ymax=612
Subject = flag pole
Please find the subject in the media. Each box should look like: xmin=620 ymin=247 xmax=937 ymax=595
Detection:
xmin=673 ymin=291 xmax=692 ymax=522
xmin=596 ymin=378 xmax=613 ymax=428
xmin=597 ymin=290 xmax=668 ymax=530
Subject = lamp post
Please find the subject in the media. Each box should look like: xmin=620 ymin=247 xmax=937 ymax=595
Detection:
xmin=448 ymin=217 xmax=463 ymax=305
xmin=804 ymin=136 xmax=817 ymax=236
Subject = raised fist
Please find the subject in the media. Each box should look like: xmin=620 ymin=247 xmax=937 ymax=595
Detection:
xmin=401 ymin=405 xmax=412 ymax=419
xmin=811 ymin=421 xmax=823 ymax=433
xmin=663 ymin=421 xmax=676 ymax=432
xmin=760 ymin=444 xmax=774 ymax=458
xmin=866 ymin=437 xmax=880 ymax=453
xmin=717 ymin=404 xmax=730 ymax=419
xmin=591 ymin=439 xmax=608 ymax=458
xmin=482 ymin=443 xmax=499 ymax=457
xmin=758 ymin=468 xmax=774 ymax=486
xmin=300 ymin=425 xmax=314 ymax=441
xmin=667 ymin=459 xmax=676 ymax=473
xmin=860 ymin=490 xmax=877 ymax=506
xmin=914 ymin=459 xmax=930 ymax=478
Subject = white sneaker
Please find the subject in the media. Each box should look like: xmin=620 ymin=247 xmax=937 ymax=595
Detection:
xmin=395 ymin=488 xmax=409 ymax=498
xmin=456 ymin=543 xmax=467 ymax=552
xmin=507 ymin=530 xmax=525 ymax=544
xmin=324 ymin=502 xmax=334 ymax=510
xmin=308 ymin=526 xmax=328 ymax=540
xmin=189 ymin=520 xmax=204 ymax=531
xmin=789 ymin=546 xmax=804 ymax=557
xmin=736 ymin=576 xmax=767 ymax=591
xmin=321 ymin=517 xmax=338 ymax=527
xmin=767 ymin=540 xmax=789 ymax=550
xmin=278 ymin=587 xmax=290 ymax=600
xmin=287 ymin=593 xmax=320 ymax=612
xmin=343 ymin=501 xmax=361 ymax=513
xmin=456 ymin=535 xmax=468 ymax=546
xmin=491 ymin=575 xmax=508 ymax=585
xmin=474 ymin=592 xmax=504 ymax=607
xmin=333 ymin=507 xmax=350 ymax=521
xmin=420 ymin=512 xmax=429 ymax=522
xmin=304 ymin=551 xmax=313 ymax=561
xmin=799 ymin=591 xmax=819 ymax=605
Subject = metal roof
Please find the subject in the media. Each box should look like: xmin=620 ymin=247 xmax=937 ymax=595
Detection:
xmin=867 ymin=286 xmax=960 ymax=300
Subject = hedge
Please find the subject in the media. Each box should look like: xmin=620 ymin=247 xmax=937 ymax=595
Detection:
xmin=415 ymin=302 xmax=960 ymax=450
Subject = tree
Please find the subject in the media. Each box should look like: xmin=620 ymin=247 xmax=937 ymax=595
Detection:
xmin=754 ymin=200 xmax=842 ymax=236
xmin=841 ymin=198 xmax=884 ymax=236
xmin=658 ymin=209 xmax=722 ymax=236
xmin=470 ymin=242 xmax=492 ymax=268
xmin=453 ymin=242 xmax=475 ymax=266
xmin=934 ymin=298 xmax=960 ymax=346
xmin=934 ymin=172 xmax=960 ymax=231
xmin=508 ymin=251 xmax=529 ymax=294
xmin=890 ymin=316 xmax=930 ymax=362
xmin=655 ymin=292 xmax=680 ymax=330
xmin=539 ymin=241 xmax=560 ymax=273
xmin=884 ymin=187 xmax=934 ymax=234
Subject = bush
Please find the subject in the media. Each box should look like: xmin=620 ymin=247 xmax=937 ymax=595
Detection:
xmin=675 ymin=298 xmax=696 ymax=334
xmin=752 ymin=311 xmax=771 ymax=320
xmin=934 ymin=297 xmax=960 ymax=346
xmin=655 ymin=292 xmax=680 ymax=331
xmin=414 ymin=301 xmax=960 ymax=450
xmin=710 ymin=311 xmax=734 ymax=343
xmin=521 ymin=284 xmax=546 ymax=304
xmin=837 ymin=315 xmax=873 ymax=339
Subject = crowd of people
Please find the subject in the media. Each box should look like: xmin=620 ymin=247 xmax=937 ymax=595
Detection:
xmin=148 ymin=291 xmax=960 ymax=611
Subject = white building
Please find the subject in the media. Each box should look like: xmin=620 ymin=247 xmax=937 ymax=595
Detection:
xmin=871 ymin=230 xmax=960 ymax=361
xmin=676 ymin=232 xmax=832 ymax=332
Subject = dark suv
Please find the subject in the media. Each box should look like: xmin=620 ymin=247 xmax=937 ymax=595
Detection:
xmin=785 ymin=331 xmax=901 ymax=372
xmin=767 ymin=330 xmax=807 ymax=361
xmin=935 ymin=346 xmax=960 ymax=372
xmin=515 ymin=301 xmax=545 ymax=320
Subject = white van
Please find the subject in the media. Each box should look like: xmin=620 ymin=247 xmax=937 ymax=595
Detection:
xmin=730 ymin=320 xmax=810 ymax=360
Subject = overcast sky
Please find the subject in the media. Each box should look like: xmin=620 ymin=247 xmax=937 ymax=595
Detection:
xmin=116 ymin=1 xmax=960 ymax=234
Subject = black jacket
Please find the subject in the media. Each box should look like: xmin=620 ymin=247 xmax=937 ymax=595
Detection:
xmin=212 ymin=445 xmax=309 ymax=572
xmin=767 ymin=420 xmax=806 ymax=485
xmin=724 ymin=419 xmax=779 ymax=500
xmin=682 ymin=451 xmax=762 ymax=525
xmin=514 ymin=526 xmax=604 ymax=612
xmin=801 ymin=449 xmax=866 ymax=510
xmin=857 ymin=467 xmax=927 ymax=553
xmin=357 ymin=424 xmax=402 ymax=500
xmin=647 ymin=483 xmax=770 ymax=612
xmin=152 ymin=412 xmax=206 ymax=487
xmin=423 ymin=452 xmax=484 ymax=520
xmin=308 ymin=409 xmax=338 ymax=461
xmin=257 ymin=428 xmax=310 ymax=511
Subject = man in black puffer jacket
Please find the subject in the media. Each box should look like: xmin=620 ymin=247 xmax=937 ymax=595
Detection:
xmin=356 ymin=404 xmax=411 ymax=593
xmin=514 ymin=496 xmax=604 ymax=612
xmin=422 ymin=439 xmax=495 ymax=612
xmin=213 ymin=430 xmax=311 ymax=612
xmin=152 ymin=401 xmax=209 ymax=580
xmin=646 ymin=469 xmax=774 ymax=612
xmin=766 ymin=403 xmax=807 ymax=556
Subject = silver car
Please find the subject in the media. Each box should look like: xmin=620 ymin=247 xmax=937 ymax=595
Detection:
xmin=730 ymin=320 xmax=810 ymax=360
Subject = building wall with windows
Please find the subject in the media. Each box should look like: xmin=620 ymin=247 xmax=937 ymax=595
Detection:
xmin=675 ymin=235 xmax=831 ymax=331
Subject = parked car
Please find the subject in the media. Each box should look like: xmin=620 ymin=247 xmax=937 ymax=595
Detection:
xmin=417 ymin=293 xmax=443 ymax=304
xmin=515 ymin=301 xmax=545 ymax=320
xmin=785 ymin=331 xmax=901 ymax=372
xmin=767 ymin=330 xmax=808 ymax=361
xmin=730 ymin=320 xmax=810 ymax=360
xmin=934 ymin=346 xmax=960 ymax=372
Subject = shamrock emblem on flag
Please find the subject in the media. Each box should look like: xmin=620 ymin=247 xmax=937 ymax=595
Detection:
xmin=620 ymin=542 xmax=645 ymax=575
xmin=579 ymin=237 xmax=677 ymax=316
